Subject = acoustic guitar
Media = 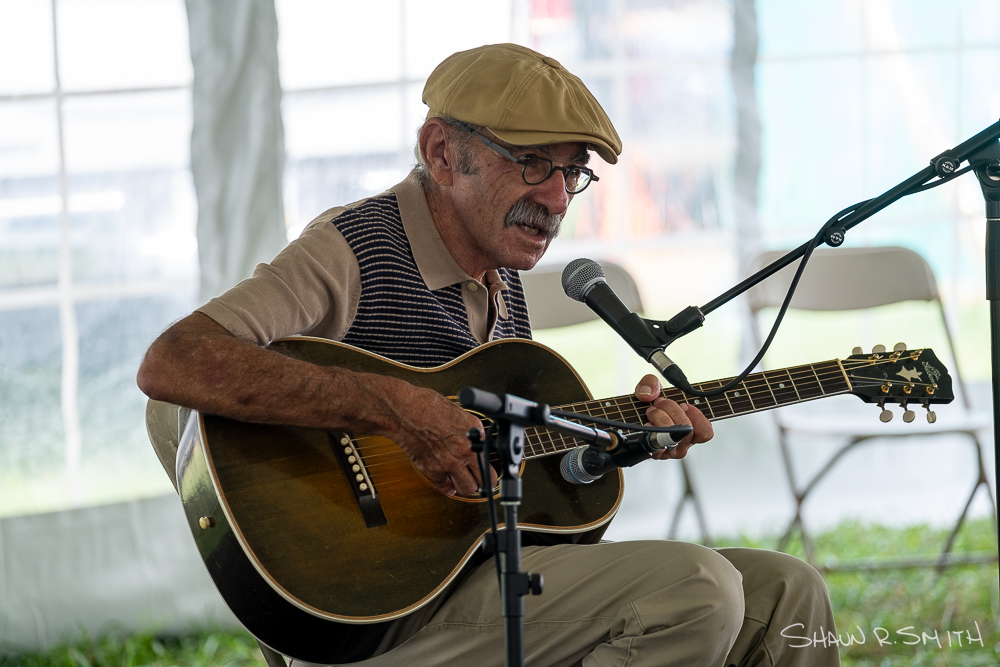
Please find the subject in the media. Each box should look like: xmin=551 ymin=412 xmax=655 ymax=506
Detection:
xmin=174 ymin=337 xmax=953 ymax=663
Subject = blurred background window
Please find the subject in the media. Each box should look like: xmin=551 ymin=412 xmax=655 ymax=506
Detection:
xmin=0 ymin=0 xmax=196 ymax=516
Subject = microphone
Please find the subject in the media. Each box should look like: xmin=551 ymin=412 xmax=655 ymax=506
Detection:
xmin=561 ymin=259 xmax=679 ymax=379
xmin=559 ymin=426 xmax=693 ymax=485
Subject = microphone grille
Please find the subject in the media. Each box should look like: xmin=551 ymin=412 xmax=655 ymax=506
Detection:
xmin=561 ymin=258 xmax=606 ymax=302
xmin=559 ymin=446 xmax=600 ymax=484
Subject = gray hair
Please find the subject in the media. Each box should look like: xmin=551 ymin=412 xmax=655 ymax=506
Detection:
xmin=413 ymin=116 xmax=482 ymax=190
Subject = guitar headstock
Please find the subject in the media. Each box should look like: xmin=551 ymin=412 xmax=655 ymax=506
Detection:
xmin=844 ymin=344 xmax=954 ymax=423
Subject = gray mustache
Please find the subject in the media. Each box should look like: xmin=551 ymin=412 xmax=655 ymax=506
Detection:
xmin=504 ymin=198 xmax=563 ymax=238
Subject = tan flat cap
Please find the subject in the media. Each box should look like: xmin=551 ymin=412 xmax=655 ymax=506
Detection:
xmin=423 ymin=43 xmax=622 ymax=164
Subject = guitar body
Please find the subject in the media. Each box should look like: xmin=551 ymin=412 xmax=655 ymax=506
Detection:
xmin=175 ymin=338 xmax=623 ymax=664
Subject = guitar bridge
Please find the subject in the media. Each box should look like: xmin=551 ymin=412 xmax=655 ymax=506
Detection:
xmin=329 ymin=432 xmax=387 ymax=528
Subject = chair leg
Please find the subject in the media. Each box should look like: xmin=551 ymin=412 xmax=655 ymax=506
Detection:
xmin=666 ymin=460 xmax=713 ymax=546
xmin=935 ymin=433 xmax=998 ymax=574
xmin=258 ymin=641 xmax=288 ymax=667
xmin=776 ymin=433 xmax=866 ymax=569
xmin=781 ymin=430 xmax=996 ymax=573
xmin=775 ymin=429 xmax=813 ymax=562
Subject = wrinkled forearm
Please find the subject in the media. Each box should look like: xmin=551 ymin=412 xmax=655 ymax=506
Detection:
xmin=137 ymin=312 xmax=412 ymax=435
xmin=137 ymin=312 xmax=487 ymax=496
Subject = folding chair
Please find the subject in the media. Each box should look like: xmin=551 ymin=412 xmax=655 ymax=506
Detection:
xmin=744 ymin=245 xmax=996 ymax=570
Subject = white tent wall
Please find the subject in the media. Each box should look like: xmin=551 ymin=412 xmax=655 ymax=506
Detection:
xmin=186 ymin=0 xmax=288 ymax=302
xmin=0 ymin=0 xmax=285 ymax=654
xmin=0 ymin=495 xmax=238 ymax=653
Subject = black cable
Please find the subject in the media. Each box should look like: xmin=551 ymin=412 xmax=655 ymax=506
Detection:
xmin=912 ymin=163 xmax=975 ymax=193
xmin=475 ymin=422 xmax=504 ymax=588
xmin=671 ymin=230 xmax=823 ymax=398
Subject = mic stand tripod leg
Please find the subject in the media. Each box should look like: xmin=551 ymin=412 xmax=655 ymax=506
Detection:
xmin=500 ymin=477 xmax=525 ymax=667
xmin=474 ymin=419 xmax=543 ymax=667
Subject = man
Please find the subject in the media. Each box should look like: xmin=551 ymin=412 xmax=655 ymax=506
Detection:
xmin=138 ymin=44 xmax=839 ymax=667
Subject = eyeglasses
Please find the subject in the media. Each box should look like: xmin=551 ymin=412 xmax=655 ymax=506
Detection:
xmin=450 ymin=122 xmax=599 ymax=194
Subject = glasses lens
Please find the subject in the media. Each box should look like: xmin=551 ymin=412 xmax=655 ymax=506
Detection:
xmin=521 ymin=156 xmax=552 ymax=184
xmin=565 ymin=168 xmax=590 ymax=194
xmin=520 ymin=155 xmax=593 ymax=193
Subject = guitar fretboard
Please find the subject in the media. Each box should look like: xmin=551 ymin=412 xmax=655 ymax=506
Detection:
xmin=523 ymin=359 xmax=850 ymax=459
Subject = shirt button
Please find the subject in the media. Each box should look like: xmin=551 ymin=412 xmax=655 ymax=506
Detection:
xmin=467 ymin=282 xmax=479 ymax=291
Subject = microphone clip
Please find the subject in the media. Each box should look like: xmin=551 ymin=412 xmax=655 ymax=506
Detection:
xmin=629 ymin=306 xmax=706 ymax=358
xmin=658 ymin=305 xmax=706 ymax=342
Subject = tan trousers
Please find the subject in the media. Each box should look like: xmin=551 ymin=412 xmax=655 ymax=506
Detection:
xmin=294 ymin=541 xmax=840 ymax=667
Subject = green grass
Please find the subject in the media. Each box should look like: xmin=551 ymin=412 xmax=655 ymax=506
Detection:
xmin=3 ymin=520 xmax=997 ymax=666
xmin=718 ymin=518 xmax=1000 ymax=666
xmin=0 ymin=630 xmax=265 ymax=667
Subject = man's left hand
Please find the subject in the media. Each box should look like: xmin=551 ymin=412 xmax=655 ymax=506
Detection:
xmin=633 ymin=374 xmax=713 ymax=459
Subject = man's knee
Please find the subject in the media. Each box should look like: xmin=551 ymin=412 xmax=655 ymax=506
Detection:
xmin=717 ymin=548 xmax=834 ymax=627
xmin=635 ymin=542 xmax=746 ymax=639
xmin=778 ymin=552 xmax=829 ymax=601
xmin=691 ymin=546 xmax=747 ymax=634
xmin=731 ymin=549 xmax=827 ymax=601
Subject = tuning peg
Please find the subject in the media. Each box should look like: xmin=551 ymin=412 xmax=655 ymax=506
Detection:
xmin=893 ymin=342 xmax=907 ymax=353
xmin=903 ymin=408 xmax=915 ymax=423
xmin=872 ymin=344 xmax=886 ymax=354
xmin=924 ymin=403 xmax=937 ymax=424
xmin=852 ymin=346 xmax=863 ymax=355
xmin=879 ymin=406 xmax=893 ymax=422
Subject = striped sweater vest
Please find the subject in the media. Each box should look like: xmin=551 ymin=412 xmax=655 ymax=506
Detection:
xmin=332 ymin=191 xmax=532 ymax=368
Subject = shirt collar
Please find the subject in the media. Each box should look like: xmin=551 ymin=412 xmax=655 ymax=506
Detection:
xmin=393 ymin=169 xmax=507 ymax=292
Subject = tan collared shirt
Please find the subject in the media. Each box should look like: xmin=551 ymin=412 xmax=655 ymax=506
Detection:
xmin=198 ymin=170 xmax=511 ymax=345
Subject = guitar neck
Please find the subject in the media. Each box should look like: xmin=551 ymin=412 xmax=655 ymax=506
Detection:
xmin=524 ymin=359 xmax=851 ymax=459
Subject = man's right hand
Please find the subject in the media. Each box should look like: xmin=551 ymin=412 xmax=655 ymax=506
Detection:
xmin=387 ymin=385 xmax=495 ymax=497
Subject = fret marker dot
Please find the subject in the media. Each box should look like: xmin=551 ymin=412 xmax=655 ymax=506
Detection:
xmin=605 ymin=402 xmax=611 ymax=407
xmin=779 ymin=383 xmax=785 ymax=388
xmin=734 ymin=391 xmax=741 ymax=397
xmin=694 ymin=399 xmax=701 ymax=404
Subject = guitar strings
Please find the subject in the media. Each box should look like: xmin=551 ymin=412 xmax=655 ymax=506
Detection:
xmin=523 ymin=355 xmax=941 ymax=458
xmin=341 ymin=353 xmax=942 ymax=489
xmin=375 ymin=355 xmax=936 ymax=465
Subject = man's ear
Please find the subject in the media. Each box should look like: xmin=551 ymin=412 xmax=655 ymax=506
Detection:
xmin=419 ymin=119 xmax=455 ymax=187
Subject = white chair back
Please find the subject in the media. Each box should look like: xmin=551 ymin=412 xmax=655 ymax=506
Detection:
xmin=745 ymin=245 xmax=967 ymax=407
xmin=745 ymin=246 xmax=939 ymax=314
xmin=519 ymin=261 xmax=644 ymax=329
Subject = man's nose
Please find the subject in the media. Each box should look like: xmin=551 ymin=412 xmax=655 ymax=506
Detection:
xmin=530 ymin=170 xmax=571 ymax=216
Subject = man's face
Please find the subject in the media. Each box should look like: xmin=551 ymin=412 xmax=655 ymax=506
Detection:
xmin=448 ymin=132 xmax=590 ymax=275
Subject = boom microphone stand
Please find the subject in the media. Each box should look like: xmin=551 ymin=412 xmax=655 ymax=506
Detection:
xmin=601 ymin=118 xmax=1000 ymax=585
